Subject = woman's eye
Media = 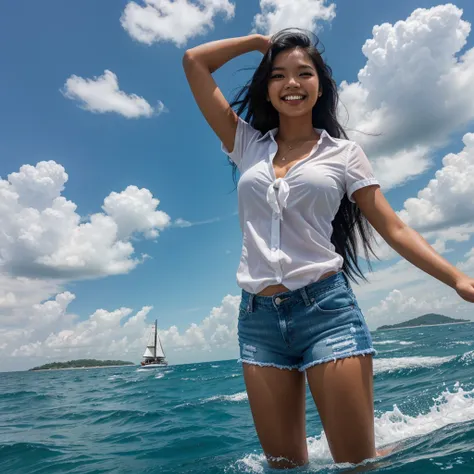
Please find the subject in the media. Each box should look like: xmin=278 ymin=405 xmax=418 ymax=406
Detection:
xmin=270 ymin=72 xmax=312 ymax=79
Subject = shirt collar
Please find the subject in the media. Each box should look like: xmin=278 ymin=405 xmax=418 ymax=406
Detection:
xmin=256 ymin=127 xmax=338 ymax=146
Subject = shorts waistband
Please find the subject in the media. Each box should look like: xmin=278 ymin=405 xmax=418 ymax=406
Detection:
xmin=241 ymin=271 xmax=351 ymax=312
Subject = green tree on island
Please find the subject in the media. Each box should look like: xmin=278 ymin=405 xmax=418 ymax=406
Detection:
xmin=30 ymin=359 xmax=135 ymax=371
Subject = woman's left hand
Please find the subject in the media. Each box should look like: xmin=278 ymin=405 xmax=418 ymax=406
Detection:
xmin=455 ymin=276 xmax=474 ymax=303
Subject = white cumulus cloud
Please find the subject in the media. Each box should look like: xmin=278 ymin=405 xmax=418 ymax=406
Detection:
xmin=253 ymin=0 xmax=336 ymax=35
xmin=160 ymin=294 xmax=239 ymax=351
xmin=339 ymin=4 xmax=474 ymax=190
xmin=121 ymin=0 xmax=235 ymax=46
xmin=364 ymin=132 xmax=474 ymax=262
xmin=103 ymin=186 xmax=169 ymax=240
xmin=8 ymin=302 xmax=153 ymax=360
xmin=397 ymin=133 xmax=474 ymax=232
xmin=62 ymin=69 xmax=164 ymax=118
xmin=0 ymin=161 xmax=171 ymax=279
xmin=367 ymin=288 xmax=457 ymax=321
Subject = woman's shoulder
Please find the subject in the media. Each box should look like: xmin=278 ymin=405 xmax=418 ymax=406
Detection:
xmin=320 ymin=132 xmax=355 ymax=151
xmin=324 ymin=134 xmax=368 ymax=156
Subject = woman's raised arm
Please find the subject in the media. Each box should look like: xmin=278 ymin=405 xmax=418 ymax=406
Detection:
xmin=182 ymin=34 xmax=270 ymax=153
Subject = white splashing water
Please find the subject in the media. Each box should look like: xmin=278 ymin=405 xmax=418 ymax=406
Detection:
xmin=205 ymin=391 xmax=248 ymax=403
xmin=175 ymin=392 xmax=248 ymax=409
xmin=308 ymin=383 xmax=474 ymax=461
xmin=374 ymin=356 xmax=456 ymax=374
xmin=236 ymin=383 xmax=474 ymax=472
xmin=374 ymin=383 xmax=474 ymax=446
xmin=374 ymin=340 xmax=415 ymax=346
xmin=460 ymin=350 xmax=474 ymax=365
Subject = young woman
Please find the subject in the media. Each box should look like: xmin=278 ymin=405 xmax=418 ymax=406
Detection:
xmin=182 ymin=29 xmax=474 ymax=470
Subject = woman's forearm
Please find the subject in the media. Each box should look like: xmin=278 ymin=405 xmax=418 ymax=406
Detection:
xmin=183 ymin=34 xmax=266 ymax=73
xmin=390 ymin=226 xmax=466 ymax=289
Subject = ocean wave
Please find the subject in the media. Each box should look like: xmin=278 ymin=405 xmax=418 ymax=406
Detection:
xmin=378 ymin=348 xmax=403 ymax=354
xmin=460 ymin=350 xmax=474 ymax=365
xmin=180 ymin=373 xmax=241 ymax=382
xmin=235 ymin=383 xmax=474 ymax=472
xmin=0 ymin=442 xmax=63 ymax=465
xmin=374 ymin=340 xmax=415 ymax=346
xmin=0 ymin=390 xmax=38 ymax=400
xmin=89 ymin=408 xmax=162 ymax=426
xmin=309 ymin=382 xmax=474 ymax=462
xmin=374 ymin=355 xmax=456 ymax=374
xmin=203 ymin=391 xmax=248 ymax=403
xmin=174 ymin=390 xmax=248 ymax=409
xmin=375 ymin=382 xmax=474 ymax=445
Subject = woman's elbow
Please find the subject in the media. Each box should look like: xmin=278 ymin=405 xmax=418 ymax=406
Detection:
xmin=182 ymin=50 xmax=196 ymax=70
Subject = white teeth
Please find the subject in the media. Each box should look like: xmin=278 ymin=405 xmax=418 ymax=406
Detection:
xmin=283 ymin=95 xmax=304 ymax=101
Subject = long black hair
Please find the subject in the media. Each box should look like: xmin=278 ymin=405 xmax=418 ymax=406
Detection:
xmin=228 ymin=28 xmax=379 ymax=284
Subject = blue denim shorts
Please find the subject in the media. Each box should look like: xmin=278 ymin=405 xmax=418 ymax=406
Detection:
xmin=238 ymin=271 xmax=376 ymax=372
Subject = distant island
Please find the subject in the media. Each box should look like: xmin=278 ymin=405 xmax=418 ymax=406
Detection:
xmin=29 ymin=359 xmax=135 ymax=371
xmin=377 ymin=313 xmax=471 ymax=331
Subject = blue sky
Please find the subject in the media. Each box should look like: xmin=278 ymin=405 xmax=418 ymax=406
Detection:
xmin=1 ymin=0 xmax=474 ymax=371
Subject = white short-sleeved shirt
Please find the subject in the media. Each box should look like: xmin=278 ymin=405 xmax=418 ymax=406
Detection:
xmin=222 ymin=116 xmax=380 ymax=295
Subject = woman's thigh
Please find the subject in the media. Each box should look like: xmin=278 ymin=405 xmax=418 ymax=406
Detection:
xmin=306 ymin=354 xmax=376 ymax=465
xmin=243 ymin=363 xmax=308 ymax=469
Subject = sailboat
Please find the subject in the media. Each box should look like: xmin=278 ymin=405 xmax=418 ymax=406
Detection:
xmin=140 ymin=319 xmax=168 ymax=369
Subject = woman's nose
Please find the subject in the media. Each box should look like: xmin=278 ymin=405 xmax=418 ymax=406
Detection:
xmin=286 ymin=76 xmax=300 ymax=87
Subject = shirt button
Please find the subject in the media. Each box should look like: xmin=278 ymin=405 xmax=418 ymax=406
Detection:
xmin=276 ymin=276 xmax=282 ymax=283
xmin=275 ymin=297 xmax=282 ymax=304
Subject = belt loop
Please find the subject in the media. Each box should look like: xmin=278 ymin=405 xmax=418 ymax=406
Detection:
xmin=247 ymin=293 xmax=255 ymax=313
xmin=299 ymin=286 xmax=312 ymax=307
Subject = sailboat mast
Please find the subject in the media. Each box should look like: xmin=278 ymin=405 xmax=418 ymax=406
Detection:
xmin=154 ymin=319 xmax=157 ymax=358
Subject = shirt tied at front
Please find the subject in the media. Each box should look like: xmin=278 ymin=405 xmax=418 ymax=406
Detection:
xmin=266 ymin=178 xmax=290 ymax=220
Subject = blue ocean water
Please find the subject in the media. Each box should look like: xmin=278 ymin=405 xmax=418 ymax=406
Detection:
xmin=1 ymin=323 xmax=474 ymax=473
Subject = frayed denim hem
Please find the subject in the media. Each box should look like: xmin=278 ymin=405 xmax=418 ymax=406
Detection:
xmin=298 ymin=348 xmax=377 ymax=372
xmin=238 ymin=358 xmax=300 ymax=371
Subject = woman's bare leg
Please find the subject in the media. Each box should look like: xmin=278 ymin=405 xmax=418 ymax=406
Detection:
xmin=243 ymin=363 xmax=308 ymax=469
xmin=306 ymin=355 xmax=376 ymax=464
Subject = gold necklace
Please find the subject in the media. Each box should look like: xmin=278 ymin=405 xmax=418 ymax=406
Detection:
xmin=278 ymin=138 xmax=313 ymax=161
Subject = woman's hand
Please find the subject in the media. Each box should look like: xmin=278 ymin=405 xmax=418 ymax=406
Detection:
xmin=257 ymin=34 xmax=272 ymax=54
xmin=455 ymin=276 xmax=474 ymax=303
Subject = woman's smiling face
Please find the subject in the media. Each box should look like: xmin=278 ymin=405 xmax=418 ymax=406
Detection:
xmin=267 ymin=47 xmax=321 ymax=119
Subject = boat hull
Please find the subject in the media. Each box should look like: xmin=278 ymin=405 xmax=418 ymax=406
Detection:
xmin=140 ymin=363 xmax=168 ymax=369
